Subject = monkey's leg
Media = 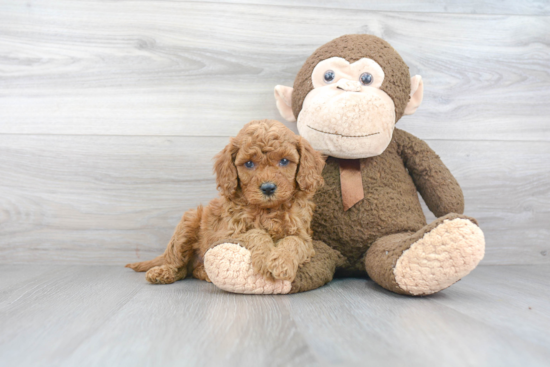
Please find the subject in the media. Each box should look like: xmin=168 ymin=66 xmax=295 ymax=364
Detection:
xmin=204 ymin=240 xmax=344 ymax=294
xmin=364 ymin=213 xmax=485 ymax=296
xmin=288 ymin=240 xmax=346 ymax=294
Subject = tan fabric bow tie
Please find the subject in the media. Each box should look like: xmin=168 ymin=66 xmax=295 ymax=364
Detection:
xmin=338 ymin=158 xmax=364 ymax=211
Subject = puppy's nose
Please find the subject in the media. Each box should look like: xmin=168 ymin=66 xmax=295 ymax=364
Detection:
xmin=260 ymin=182 xmax=277 ymax=196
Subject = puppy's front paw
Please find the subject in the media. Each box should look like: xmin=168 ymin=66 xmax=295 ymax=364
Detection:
xmin=266 ymin=251 xmax=299 ymax=281
xmin=145 ymin=265 xmax=178 ymax=284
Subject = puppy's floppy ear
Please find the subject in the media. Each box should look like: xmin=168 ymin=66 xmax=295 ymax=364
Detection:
xmin=214 ymin=138 xmax=239 ymax=198
xmin=296 ymin=137 xmax=325 ymax=194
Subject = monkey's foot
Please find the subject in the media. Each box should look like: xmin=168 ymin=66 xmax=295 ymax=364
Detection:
xmin=394 ymin=217 xmax=485 ymax=295
xmin=366 ymin=214 xmax=485 ymax=296
xmin=204 ymin=243 xmax=292 ymax=294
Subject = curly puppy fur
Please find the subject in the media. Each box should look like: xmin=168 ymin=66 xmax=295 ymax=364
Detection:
xmin=126 ymin=119 xmax=325 ymax=284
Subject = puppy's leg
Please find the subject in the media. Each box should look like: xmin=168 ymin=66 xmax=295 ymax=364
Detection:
xmin=235 ymin=229 xmax=276 ymax=279
xmin=192 ymin=263 xmax=210 ymax=282
xmin=126 ymin=207 xmax=202 ymax=284
xmin=267 ymin=236 xmax=315 ymax=281
xmin=146 ymin=265 xmax=188 ymax=285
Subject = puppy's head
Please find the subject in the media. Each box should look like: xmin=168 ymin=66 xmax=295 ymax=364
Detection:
xmin=214 ymin=119 xmax=325 ymax=208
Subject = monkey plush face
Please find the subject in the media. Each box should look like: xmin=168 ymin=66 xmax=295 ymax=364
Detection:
xmin=275 ymin=35 xmax=424 ymax=159
xmin=297 ymin=56 xmax=396 ymax=159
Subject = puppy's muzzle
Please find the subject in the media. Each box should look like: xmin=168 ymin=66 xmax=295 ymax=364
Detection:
xmin=260 ymin=182 xmax=277 ymax=196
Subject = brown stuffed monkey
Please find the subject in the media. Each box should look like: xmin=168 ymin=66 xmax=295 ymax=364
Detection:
xmin=204 ymin=35 xmax=485 ymax=296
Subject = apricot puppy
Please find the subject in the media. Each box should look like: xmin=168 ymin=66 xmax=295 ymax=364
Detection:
xmin=126 ymin=119 xmax=325 ymax=287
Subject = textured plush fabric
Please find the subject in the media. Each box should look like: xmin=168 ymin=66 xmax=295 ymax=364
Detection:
xmin=292 ymin=34 xmax=410 ymax=123
xmin=289 ymin=240 xmax=347 ymax=294
xmin=204 ymin=240 xmax=343 ymax=295
xmin=364 ymin=213 xmax=482 ymax=295
xmin=311 ymin=128 xmax=464 ymax=273
xmin=205 ymin=243 xmax=292 ymax=294
xmin=297 ymin=81 xmax=396 ymax=159
xmin=393 ymin=217 xmax=485 ymax=295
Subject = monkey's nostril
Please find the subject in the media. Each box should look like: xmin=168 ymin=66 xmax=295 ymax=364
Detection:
xmin=260 ymin=182 xmax=277 ymax=196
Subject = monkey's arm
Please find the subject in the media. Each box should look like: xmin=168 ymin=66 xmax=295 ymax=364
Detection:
xmin=394 ymin=128 xmax=464 ymax=217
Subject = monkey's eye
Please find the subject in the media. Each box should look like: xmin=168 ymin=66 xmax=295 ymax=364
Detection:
xmin=323 ymin=70 xmax=335 ymax=84
xmin=279 ymin=158 xmax=290 ymax=167
xmin=244 ymin=161 xmax=255 ymax=169
xmin=360 ymin=72 xmax=373 ymax=86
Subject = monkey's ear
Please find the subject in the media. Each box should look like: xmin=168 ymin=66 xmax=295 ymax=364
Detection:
xmin=274 ymin=85 xmax=297 ymax=122
xmin=404 ymin=75 xmax=424 ymax=115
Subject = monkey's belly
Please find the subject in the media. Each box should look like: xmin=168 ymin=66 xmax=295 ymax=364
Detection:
xmin=311 ymin=157 xmax=427 ymax=272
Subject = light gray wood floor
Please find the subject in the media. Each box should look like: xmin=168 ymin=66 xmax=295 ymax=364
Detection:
xmin=1 ymin=264 xmax=549 ymax=367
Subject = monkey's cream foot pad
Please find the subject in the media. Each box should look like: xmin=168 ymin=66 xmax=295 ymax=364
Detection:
xmin=394 ymin=218 xmax=485 ymax=296
xmin=204 ymin=243 xmax=292 ymax=294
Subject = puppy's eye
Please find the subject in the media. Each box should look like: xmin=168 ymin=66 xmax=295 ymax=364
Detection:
xmin=324 ymin=70 xmax=335 ymax=84
xmin=279 ymin=158 xmax=290 ymax=166
xmin=360 ymin=72 xmax=373 ymax=86
xmin=244 ymin=161 xmax=255 ymax=169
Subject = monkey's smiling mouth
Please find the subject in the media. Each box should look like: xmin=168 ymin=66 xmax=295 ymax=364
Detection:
xmin=307 ymin=125 xmax=380 ymax=138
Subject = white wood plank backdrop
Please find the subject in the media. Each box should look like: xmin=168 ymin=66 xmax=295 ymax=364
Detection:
xmin=0 ymin=0 xmax=549 ymax=265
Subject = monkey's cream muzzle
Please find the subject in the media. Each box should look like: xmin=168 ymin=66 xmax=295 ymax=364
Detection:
xmin=335 ymin=79 xmax=362 ymax=92
xmin=297 ymin=82 xmax=396 ymax=159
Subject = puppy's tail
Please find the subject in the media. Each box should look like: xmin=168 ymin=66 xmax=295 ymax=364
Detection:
xmin=126 ymin=254 xmax=164 ymax=272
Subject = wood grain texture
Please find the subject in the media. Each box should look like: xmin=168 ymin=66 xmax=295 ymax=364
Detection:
xmin=0 ymin=264 xmax=549 ymax=367
xmin=0 ymin=135 xmax=223 ymax=264
xmin=0 ymin=265 xmax=145 ymax=366
xmin=1 ymin=135 xmax=548 ymax=265
xmin=288 ymin=276 xmax=550 ymax=366
xmin=62 ymin=280 xmax=318 ymax=367
xmin=0 ymin=1 xmax=549 ymax=141
xmin=425 ymin=140 xmax=550 ymax=265
xmin=0 ymin=1 xmax=548 ymax=265
xmin=429 ymin=265 xmax=550 ymax=349
xmin=200 ymin=0 xmax=550 ymax=15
